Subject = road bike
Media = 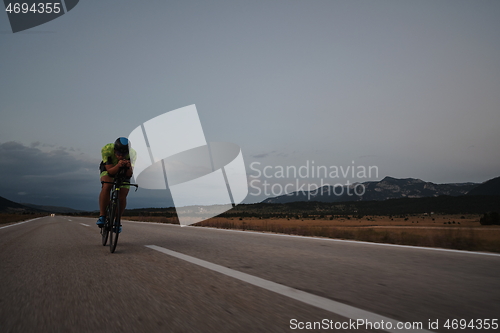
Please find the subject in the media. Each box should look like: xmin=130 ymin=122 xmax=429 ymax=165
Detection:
xmin=100 ymin=168 xmax=138 ymax=253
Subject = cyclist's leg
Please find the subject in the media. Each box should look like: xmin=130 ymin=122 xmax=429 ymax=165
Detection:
xmin=99 ymin=175 xmax=114 ymax=215
xmin=118 ymin=188 xmax=129 ymax=216
xmin=96 ymin=167 xmax=113 ymax=227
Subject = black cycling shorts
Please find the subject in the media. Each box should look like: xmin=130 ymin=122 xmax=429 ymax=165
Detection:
xmin=99 ymin=161 xmax=132 ymax=183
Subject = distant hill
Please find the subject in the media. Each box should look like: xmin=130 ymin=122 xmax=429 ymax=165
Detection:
xmin=225 ymin=195 xmax=500 ymax=217
xmin=0 ymin=195 xmax=80 ymax=214
xmin=20 ymin=203 xmax=83 ymax=214
xmin=263 ymin=176 xmax=478 ymax=204
xmin=0 ymin=196 xmax=46 ymax=213
xmin=466 ymin=176 xmax=500 ymax=196
xmin=125 ymin=195 xmax=500 ymax=218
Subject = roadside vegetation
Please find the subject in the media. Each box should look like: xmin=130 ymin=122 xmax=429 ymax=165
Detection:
xmin=122 ymin=213 xmax=500 ymax=253
xmin=193 ymin=214 xmax=500 ymax=253
xmin=0 ymin=213 xmax=49 ymax=225
xmin=68 ymin=196 xmax=500 ymax=253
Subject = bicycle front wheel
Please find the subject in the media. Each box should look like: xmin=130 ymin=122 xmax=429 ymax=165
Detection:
xmin=109 ymin=199 xmax=120 ymax=253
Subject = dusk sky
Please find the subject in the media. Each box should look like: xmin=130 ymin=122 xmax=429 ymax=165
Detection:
xmin=1 ymin=0 xmax=499 ymax=211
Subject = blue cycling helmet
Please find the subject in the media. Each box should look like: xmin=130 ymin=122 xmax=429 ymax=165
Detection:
xmin=114 ymin=137 xmax=129 ymax=154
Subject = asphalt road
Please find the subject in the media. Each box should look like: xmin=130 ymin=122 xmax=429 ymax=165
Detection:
xmin=1 ymin=216 xmax=499 ymax=333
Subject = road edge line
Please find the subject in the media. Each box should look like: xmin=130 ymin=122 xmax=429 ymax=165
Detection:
xmin=146 ymin=244 xmax=433 ymax=333
xmin=0 ymin=217 xmax=46 ymax=230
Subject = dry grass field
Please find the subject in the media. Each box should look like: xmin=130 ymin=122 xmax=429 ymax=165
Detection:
xmin=127 ymin=213 xmax=500 ymax=253
xmin=0 ymin=213 xmax=48 ymax=225
xmin=3 ymin=213 xmax=498 ymax=252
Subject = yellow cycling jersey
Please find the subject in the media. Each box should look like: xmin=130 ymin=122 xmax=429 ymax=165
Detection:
xmin=101 ymin=143 xmax=137 ymax=166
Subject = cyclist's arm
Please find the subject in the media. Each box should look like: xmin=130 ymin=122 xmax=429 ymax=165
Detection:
xmin=106 ymin=160 xmax=132 ymax=177
xmin=124 ymin=160 xmax=133 ymax=177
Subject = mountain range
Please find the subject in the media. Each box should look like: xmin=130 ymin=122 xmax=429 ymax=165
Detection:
xmin=262 ymin=176 xmax=499 ymax=204
xmin=466 ymin=176 xmax=500 ymax=196
xmin=0 ymin=196 xmax=82 ymax=214
xmin=0 ymin=196 xmax=39 ymax=213
xmin=1 ymin=176 xmax=498 ymax=212
xmin=20 ymin=203 xmax=83 ymax=214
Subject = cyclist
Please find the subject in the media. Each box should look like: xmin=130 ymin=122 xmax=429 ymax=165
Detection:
xmin=96 ymin=137 xmax=136 ymax=232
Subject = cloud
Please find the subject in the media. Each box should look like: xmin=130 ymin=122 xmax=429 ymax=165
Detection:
xmin=357 ymin=154 xmax=381 ymax=159
xmin=0 ymin=141 xmax=99 ymax=209
xmin=251 ymin=150 xmax=290 ymax=159
xmin=252 ymin=153 xmax=270 ymax=158
xmin=0 ymin=141 xmax=94 ymax=176
xmin=0 ymin=141 xmax=174 ymax=210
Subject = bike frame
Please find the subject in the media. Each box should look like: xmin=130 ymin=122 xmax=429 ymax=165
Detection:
xmin=100 ymin=168 xmax=138 ymax=253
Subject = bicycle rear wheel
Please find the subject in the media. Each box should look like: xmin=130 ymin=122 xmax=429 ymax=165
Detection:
xmin=101 ymin=206 xmax=112 ymax=246
xmin=109 ymin=198 xmax=120 ymax=253
xmin=101 ymin=224 xmax=109 ymax=246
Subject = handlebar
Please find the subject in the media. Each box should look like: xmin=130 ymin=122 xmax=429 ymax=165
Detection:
xmin=101 ymin=167 xmax=138 ymax=191
xmin=101 ymin=179 xmax=139 ymax=191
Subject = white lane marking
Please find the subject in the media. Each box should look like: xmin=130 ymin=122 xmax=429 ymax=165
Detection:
xmin=0 ymin=217 xmax=44 ymax=230
xmin=80 ymin=223 xmax=90 ymax=227
xmin=124 ymin=220 xmax=500 ymax=257
xmin=68 ymin=219 xmax=72 ymax=221
xmin=146 ymin=245 xmax=433 ymax=333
